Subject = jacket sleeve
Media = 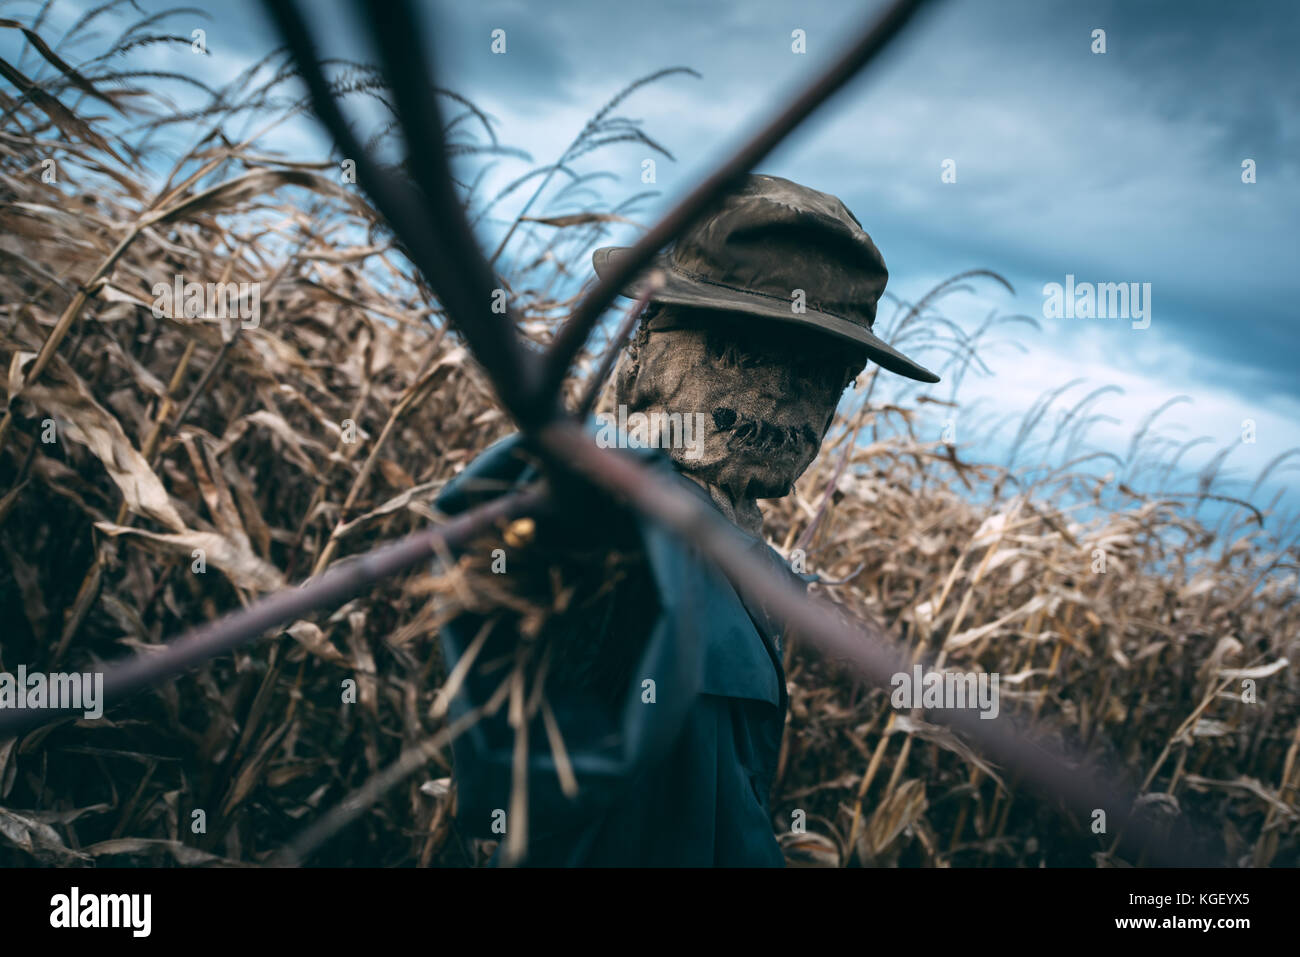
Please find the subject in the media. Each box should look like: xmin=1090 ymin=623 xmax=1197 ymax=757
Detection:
xmin=434 ymin=433 xmax=705 ymax=844
xmin=435 ymin=431 xmax=791 ymax=862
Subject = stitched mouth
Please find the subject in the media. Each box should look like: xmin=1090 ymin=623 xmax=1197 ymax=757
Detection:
xmin=712 ymin=407 xmax=818 ymax=454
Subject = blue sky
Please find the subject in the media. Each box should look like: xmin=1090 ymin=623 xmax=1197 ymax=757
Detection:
xmin=4 ymin=0 xmax=1298 ymax=522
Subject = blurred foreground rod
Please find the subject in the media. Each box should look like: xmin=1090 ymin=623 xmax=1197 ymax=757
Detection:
xmin=0 ymin=0 xmax=1205 ymax=865
xmin=266 ymin=0 xmax=1198 ymax=865
xmin=0 ymin=0 xmax=935 ymax=718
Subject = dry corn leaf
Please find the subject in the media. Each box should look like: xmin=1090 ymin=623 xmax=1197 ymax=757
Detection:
xmin=283 ymin=620 xmax=349 ymax=666
xmin=22 ymin=356 xmax=185 ymax=531
xmin=0 ymin=807 xmax=91 ymax=865
xmin=863 ymin=778 xmax=928 ymax=858
xmin=93 ymin=522 xmax=285 ymax=592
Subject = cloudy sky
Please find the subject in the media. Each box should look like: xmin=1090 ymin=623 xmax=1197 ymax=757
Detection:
xmin=5 ymin=0 xmax=1298 ymax=517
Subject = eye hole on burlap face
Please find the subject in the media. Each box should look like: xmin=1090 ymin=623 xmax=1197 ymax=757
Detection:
xmin=693 ymin=315 xmax=862 ymax=390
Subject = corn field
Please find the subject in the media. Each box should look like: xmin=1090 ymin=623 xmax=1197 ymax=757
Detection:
xmin=0 ymin=0 xmax=1296 ymax=868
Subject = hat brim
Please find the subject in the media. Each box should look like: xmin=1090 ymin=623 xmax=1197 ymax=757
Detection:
xmin=592 ymin=246 xmax=939 ymax=384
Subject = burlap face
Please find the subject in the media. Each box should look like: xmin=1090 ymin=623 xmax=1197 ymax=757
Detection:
xmin=615 ymin=306 xmax=863 ymax=513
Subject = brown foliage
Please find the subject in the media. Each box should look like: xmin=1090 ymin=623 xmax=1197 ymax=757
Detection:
xmin=0 ymin=9 xmax=1296 ymax=867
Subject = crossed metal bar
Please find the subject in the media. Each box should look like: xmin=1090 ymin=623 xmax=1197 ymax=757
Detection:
xmin=0 ymin=0 xmax=1204 ymax=865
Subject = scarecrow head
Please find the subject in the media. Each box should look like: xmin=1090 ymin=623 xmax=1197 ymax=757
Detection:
xmin=600 ymin=174 xmax=939 ymax=534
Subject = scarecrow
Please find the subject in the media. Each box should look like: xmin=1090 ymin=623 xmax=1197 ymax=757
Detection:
xmin=436 ymin=174 xmax=938 ymax=866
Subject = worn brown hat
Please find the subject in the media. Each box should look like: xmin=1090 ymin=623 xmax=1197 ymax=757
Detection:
xmin=593 ymin=173 xmax=938 ymax=383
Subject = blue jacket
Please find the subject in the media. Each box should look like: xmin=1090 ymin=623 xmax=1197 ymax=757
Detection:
xmin=436 ymin=432 xmax=794 ymax=866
